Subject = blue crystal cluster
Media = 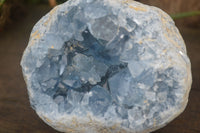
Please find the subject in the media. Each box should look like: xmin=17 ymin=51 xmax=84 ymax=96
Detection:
xmin=21 ymin=0 xmax=192 ymax=132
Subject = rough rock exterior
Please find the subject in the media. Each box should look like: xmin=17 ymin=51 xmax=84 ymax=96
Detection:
xmin=21 ymin=0 xmax=192 ymax=132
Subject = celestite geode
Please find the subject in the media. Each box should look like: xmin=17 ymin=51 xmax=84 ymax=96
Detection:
xmin=21 ymin=0 xmax=192 ymax=132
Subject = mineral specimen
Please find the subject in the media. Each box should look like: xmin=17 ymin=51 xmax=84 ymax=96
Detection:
xmin=21 ymin=0 xmax=192 ymax=132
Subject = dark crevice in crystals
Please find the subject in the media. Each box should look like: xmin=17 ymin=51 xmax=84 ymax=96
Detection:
xmin=123 ymin=104 xmax=134 ymax=109
xmin=53 ymin=83 xmax=68 ymax=99
xmin=107 ymin=63 xmax=128 ymax=77
xmin=73 ymin=82 xmax=94 ymax=92
xmin=97 ymin=63 xmax=128 ymax=91
xmin=98 ymin=63 xmax=128 ymax=91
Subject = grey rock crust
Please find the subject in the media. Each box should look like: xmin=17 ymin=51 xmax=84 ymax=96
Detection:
xmin=21 ymin=0 xmax=192 ymax=132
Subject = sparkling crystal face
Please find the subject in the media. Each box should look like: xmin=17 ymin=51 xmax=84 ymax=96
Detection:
xmin=21 ymin=0 xmax=192 ymax=132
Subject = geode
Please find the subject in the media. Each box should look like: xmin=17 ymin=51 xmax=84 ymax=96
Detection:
xmin=21 ymin=0 xmax=192 ymax=132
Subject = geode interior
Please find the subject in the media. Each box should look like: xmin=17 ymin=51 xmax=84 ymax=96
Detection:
xmin=21 ymin=0 xmax=192 ymax=132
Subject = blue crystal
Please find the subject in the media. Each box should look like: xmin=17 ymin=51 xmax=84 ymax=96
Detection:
xmin=21 ymin=0 xmax=192 ymax=132
xmin=88 ymin=85 xmax=111 ymax=115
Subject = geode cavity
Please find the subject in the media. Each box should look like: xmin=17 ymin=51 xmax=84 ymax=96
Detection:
xmin=21 ymin=0 xmax=192 ymax=132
